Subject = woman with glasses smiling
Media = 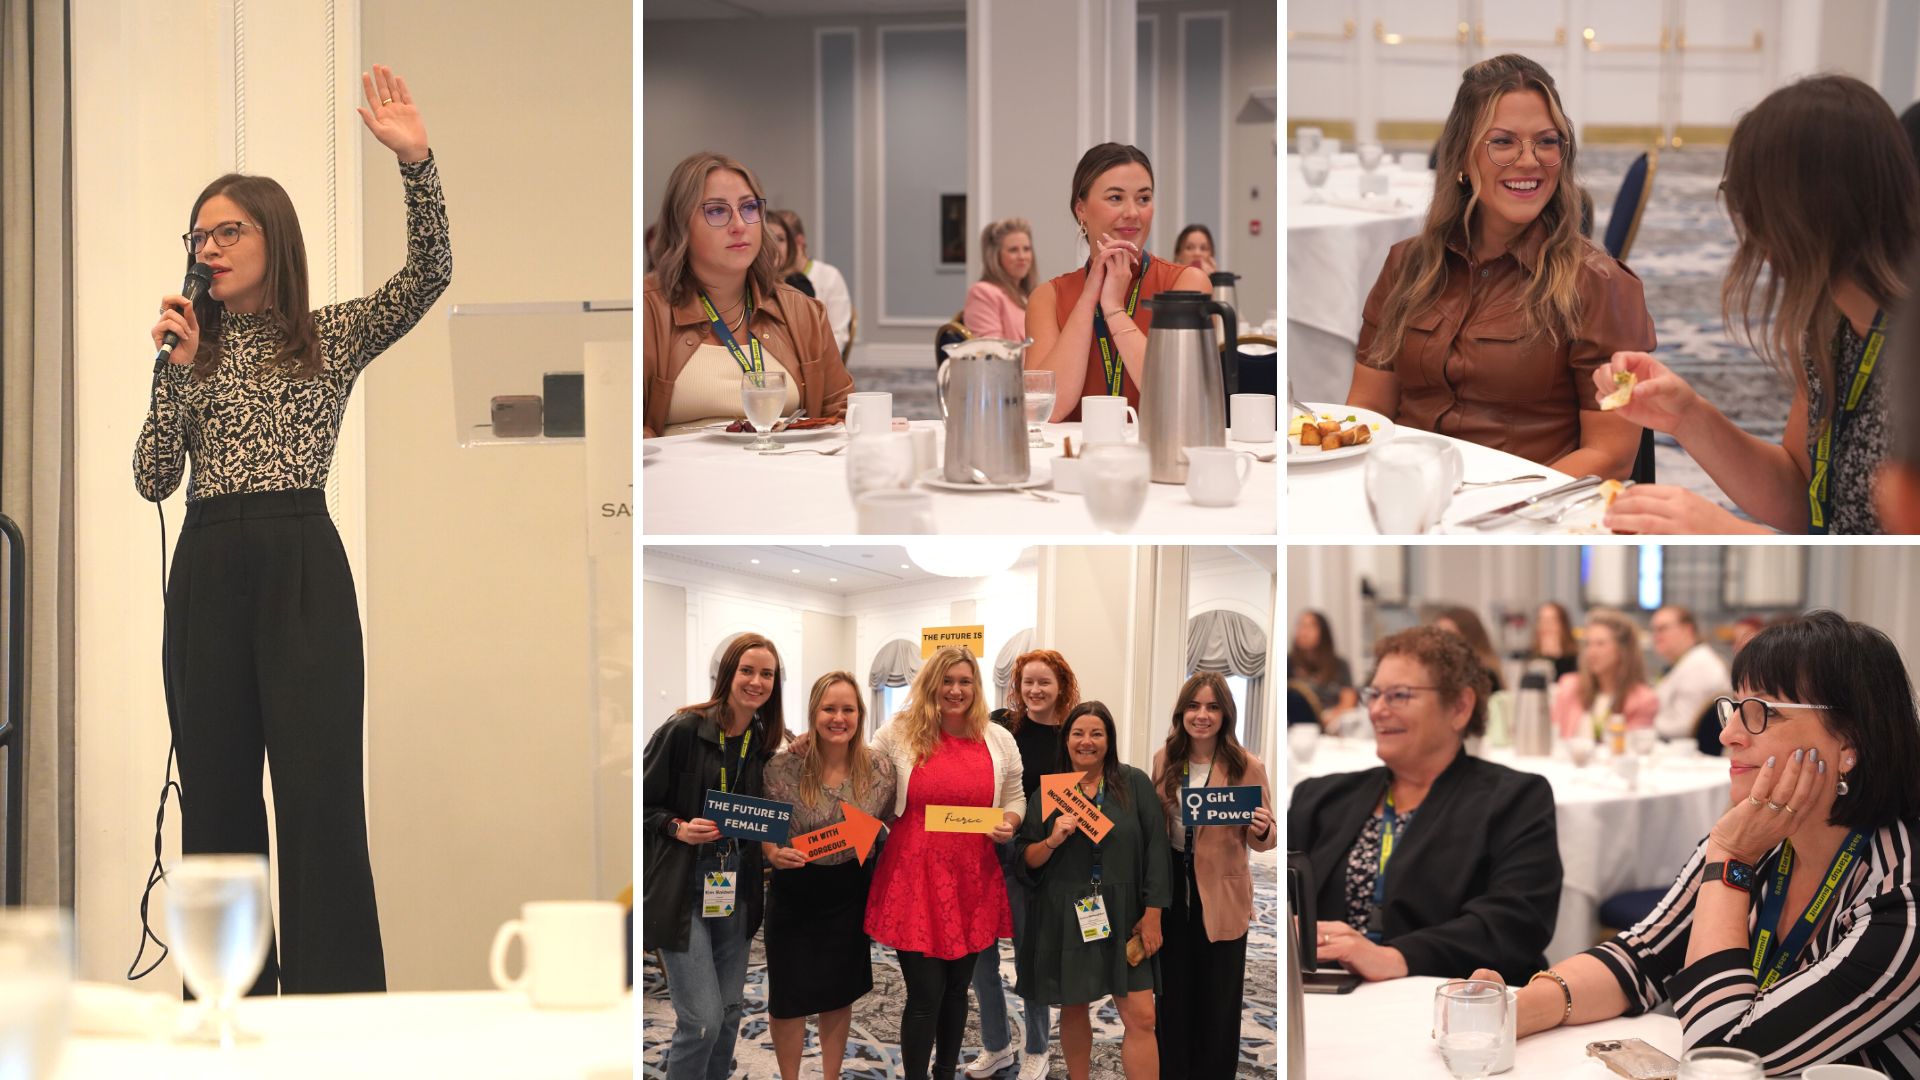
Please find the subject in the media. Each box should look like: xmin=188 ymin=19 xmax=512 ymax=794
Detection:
xmin=1470 ymin=611 xmax=1920 ymax=1075
xmin=643 ymin=151 xmax=854 ymax=438
xmin=131 ymin=65 xmax=450 ymax=994
xmin=1288 ymin=625 xmax=1563 ymax=986
xmin=1346 ymin=54 xmax=1655 ymax=478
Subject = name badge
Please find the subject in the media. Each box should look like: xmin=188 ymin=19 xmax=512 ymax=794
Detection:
xmin=1075 ymin=895 xmax=1112 ymax=943
xmin=702 ymin=871 xmax=737 ymax=918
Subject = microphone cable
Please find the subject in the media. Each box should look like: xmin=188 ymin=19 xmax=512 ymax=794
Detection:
xmin=127 ymin=497 xmax=183 ymax=981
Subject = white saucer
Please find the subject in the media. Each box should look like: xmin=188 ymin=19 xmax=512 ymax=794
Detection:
xmin=919 ymin=467 xmax=1051 ymax=492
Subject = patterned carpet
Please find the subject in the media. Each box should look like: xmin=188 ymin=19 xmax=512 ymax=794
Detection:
xmin=640 ymin=851 xmax=1279 ymax=1079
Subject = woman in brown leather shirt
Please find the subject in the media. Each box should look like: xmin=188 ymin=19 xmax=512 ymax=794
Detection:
xmin=1348 ymin=54 xmax=1655 ymax=477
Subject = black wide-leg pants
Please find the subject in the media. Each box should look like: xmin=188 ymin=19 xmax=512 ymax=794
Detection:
xmin=163 ymin=489 xmax=384 ymax=994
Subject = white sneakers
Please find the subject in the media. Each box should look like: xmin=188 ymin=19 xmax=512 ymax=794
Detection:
xmin=1015 ymin=1051 xmax=1052 ymax=1080
xmin=963 ymin=1043 xmax=1019 ymax=1078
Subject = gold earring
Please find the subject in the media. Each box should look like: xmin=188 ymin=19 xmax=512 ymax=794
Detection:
xmin=1457 ymin=171 xmax=1469 ymax=186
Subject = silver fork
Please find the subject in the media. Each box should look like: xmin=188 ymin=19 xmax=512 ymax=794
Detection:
xmin=759 ymin=445 xmax=846 ymax=457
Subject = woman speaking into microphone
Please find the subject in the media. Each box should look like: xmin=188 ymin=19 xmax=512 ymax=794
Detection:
xmin=131 ymin=65 xmax=451 ymax=993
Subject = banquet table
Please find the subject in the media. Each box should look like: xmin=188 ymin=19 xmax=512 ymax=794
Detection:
xmin=1288 ymin=738 xmax=1730 ymax=962
xmin=643 ymin=420 xmax=1277 ymax=534
xmin=1303 ymin=975 xmax=1682 ymax=1078
xmin=1287 ymin=155 xmax=1434 ymax=401
xmin=55 ymin=990 xmax=633 ymax=1079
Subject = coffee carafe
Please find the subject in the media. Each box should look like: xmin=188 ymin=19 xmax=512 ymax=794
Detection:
xmin=1513 ymin=660 xmax=1556 ymax=757
xmin=1139 ymin=290 xmax=1235 ymax=483
xmin=938 ymin=338 xmax=1032 ymax=484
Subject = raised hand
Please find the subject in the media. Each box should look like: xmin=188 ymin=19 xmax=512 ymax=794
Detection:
xmin=1095 ymin=234 xmax=1139 ymax=313
xmin=356 ymin=64 xmax=429 ymax=164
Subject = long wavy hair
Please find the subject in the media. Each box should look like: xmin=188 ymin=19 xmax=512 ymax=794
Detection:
xmin=681 ymin=633 xmax=786 ymax=759
xmin=894 ymin=646 xmax=990 ymax=765
xmin=1059 ymin=701 xmax=1129 ymax=808
xmin=650 ymin=151 xmax=782 ymax=308
xmin=1533 ymin=601 xmax=1575 ymax=658
xmin=1004 ymin=648 xmax=1081 ymax=733
xmin=185 ymin=174 xmax=321 ymax=381
xmin=978 ymin=217 xmax=1038 ymax=307
xmin=1720 ymin=76 xmax=1918 ymax=433
xmin=1288 ymin=610 xmax=1342 ymax=684
xmin=1365 ymin=54 xmax=1588 ymax=366
xmin=1577 ymin=608 xmax=1650 ymax=711
xmin=765 ymin=208 xmax=808 ymax=277
xmin=1156 ymin=672 xmax=1248 ymax=824
xmin=796 ymin=671 xmax=875 ymax=811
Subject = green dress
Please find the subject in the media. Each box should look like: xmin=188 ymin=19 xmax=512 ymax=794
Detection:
xmin=1013 ymin=765 xmax=1172 ymax=1004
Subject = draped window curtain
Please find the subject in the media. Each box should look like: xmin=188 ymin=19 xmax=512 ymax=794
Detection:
xmin=1187 ymin=610 xmax=1269 ymax=754
xmin=992 ymin=629 xmax=1034 ymax=711
xmin=867 ymin=640 xmax=919 ymax=732
xmin=0 ymin=0 xmax=76 ymax=906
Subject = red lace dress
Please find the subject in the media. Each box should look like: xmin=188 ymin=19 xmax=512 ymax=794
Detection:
xmin=864 ymin=732 xmax=1011 ymax=960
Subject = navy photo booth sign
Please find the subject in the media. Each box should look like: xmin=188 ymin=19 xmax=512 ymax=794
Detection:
xmin=704 ymin=790 xmax=794 ymax=844
xmin=1180 ymin=784 xmax=1262 ymax=826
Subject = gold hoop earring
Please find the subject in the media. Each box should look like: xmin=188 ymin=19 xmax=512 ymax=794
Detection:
xmin=1457 ymin=171 xmax=1469 ymax=187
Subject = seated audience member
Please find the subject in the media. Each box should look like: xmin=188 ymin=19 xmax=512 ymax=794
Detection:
xmin=642 ymin=153 xmax=853 ymax=438
xmin=1288 ymin=610 xmax=1356 ymax=720
xmin=1026 ymin=143 xmax=1213 ymax=421
xmin=1434 ymin=605 xmax=1506 ymax=693
xmin=963 ymin=218 xmax=1038 ymax=342
xmin=1875 ymin=253 xmax=1920 ymax=534
xmin=1649 ymin=605 xmax=1731 ymax=741
xmin=1172 ymin=224 xmax=1217 ymax=276
xmin=1472 ymin=612 xmax=1920 ymax=1075
xmin=763 ymin=211 xmax=817 ymax=298
xmin=1288 ymin=626 xmax=1562 ymax=986
xmin=771 ymin=209 xmax=852 ymax=354
xmin=1348 ymin=54 xmax=1655 ymax=478
xmin=1531 ymin=601 xmax=1579 ymax=681
xmin=1599 ymin=75 xmax=1917 ymax=534
xmin=1552 ymin=608 xmax=1657 ymax=739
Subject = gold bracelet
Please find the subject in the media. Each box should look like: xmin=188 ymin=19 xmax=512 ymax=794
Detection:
xmin=1528 ymin=969 xmax=1573 ymax=1026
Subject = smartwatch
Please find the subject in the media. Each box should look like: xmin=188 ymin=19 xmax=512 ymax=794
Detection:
xmin=1703 ymin=860 xmax=1758 ymax=893
xmin=668 ymin=818 xmax=684 ymax=839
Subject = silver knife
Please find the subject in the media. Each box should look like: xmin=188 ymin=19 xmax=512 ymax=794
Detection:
xmin=1455 ymin=475 xmax=1605 ymax=530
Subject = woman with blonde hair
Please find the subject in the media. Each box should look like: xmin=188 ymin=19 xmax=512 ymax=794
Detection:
xmin=1552 ymin=609 xmax=1657 ymax=739
xmin=1348 ymin=54 xmax=1655 ymax=477
xmin=1599 ymin=75 xmax=1919 ymax=534
xmin=963 ymin=217 xmax=1039 ymax=341
xmin=865 ymin=647 xmax=1026 ymax=1080
xmin=761 ymin=672 xmax=898 ymax=1080
xmin=642 ymin=152 xmax=854 ymax=437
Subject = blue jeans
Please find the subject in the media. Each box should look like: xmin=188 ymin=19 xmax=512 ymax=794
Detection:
xmin=972 ymin=847 xmax=1051 ymax=1055
xmin=661 ymin=854 xmax=752 ymax=1080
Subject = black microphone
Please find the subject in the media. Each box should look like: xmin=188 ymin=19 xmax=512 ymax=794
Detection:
xmin=154 ymin=263 xmax=215 ymax=369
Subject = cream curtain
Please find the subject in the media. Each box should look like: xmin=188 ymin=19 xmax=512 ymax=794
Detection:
xmin=991 ymin=628 xmax=1033 ymax=711
xmin=867 ymin=639 xmax=920 ymax=730
xmin=1187 ymin=610 xmax=1269 ymax=755
xmin=0 ymin=0 xmax=75 ymax=906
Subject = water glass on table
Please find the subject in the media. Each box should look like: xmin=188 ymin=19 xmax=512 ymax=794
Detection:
xmin=1358 ymin=141 xmax=1385 ymax=172
xmin=1301 ymin=151 xmax=1333 ymax=203
xmin=166 ymin=854 xmax=272 ymax=1047
xmin=739 ymin=370 xmax=789 ymax=452
xmin=1432 ymin=979 xmax=1508 ymax=1079
xmin=1365 ymin=439 xmax=1451 ymax=534
xmin=845 ymin=432 xmax=917 ymax=500
xmin=1679 ymin=1047 xmax=1764 ymax=1078
xmin=1023 ymin=369 xmax=1056 ymax=448
xmin=1080 ymin=444 xmax=1151 ymax=533
xmin=0 ymin=907 xmax=73 ymax=1079
xmin=1295 ymin=126 xmax=1323 ymax=156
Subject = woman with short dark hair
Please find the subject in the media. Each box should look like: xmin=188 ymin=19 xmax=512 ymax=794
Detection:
xmin=1474 ymin=611 xmax=1920 ymax=1074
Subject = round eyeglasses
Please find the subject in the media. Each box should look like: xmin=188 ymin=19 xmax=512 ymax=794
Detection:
xmin=1713 ymin=696 xmax=1832 ymax=736
xmin=182 ymin=220 xmax=263 ymax=255
xmin=701 ymin=199 xmax=766 ymax=228
xmin=1484 ymin=132 xmax=1564 ymax=169
xmin=1359 ymin=686 xmax=1441 ymax=710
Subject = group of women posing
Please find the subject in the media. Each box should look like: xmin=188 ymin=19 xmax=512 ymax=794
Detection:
xmin=641 ymin=637 xmax=1274 ymax=1080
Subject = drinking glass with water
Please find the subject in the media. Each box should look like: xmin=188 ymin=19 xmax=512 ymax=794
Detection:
xmin=166 ymin=854 xmax=272 ymax=1048
xmin=739 ymin=370 xmax=789 ymax=452
xmin=1023 ymin=370 xmax=1056 ymax=448
xmin=1433 ymin=979 xmax=1508 ymax=1079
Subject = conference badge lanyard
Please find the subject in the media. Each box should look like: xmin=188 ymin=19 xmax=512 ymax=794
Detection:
xmin=699 ymin=291 xmax=764 ymax=375
xmin=1365 ymin=792 xmax=1403 ymax=943
xmin=1181 ymin=760 xmax=1207 ymax=908
xmin=1749 ymin=830 xmax=1868 ymax=990
xmin=1808 ymin=310 xmax=1884 ymax=534
xmin=1089 ymin=252 xmax=1150 ymax=398
xmin=702 ymin=728 xmax=754 ymax=919
xmin=1074 ymin=779 xmax=1113 ymax=943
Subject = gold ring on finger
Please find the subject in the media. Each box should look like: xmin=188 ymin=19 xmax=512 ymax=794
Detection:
xmin=1748 ymin=795 xmax=1764 ymax=805
xmin=382 ymin=99 xmax=394 ymax=105
xmin=1784 ymin=804 xmax=1797 ymax=814
xmin=1767 ymin=801 xmax=1784 ymax=812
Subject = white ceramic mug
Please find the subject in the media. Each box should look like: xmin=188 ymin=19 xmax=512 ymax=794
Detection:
xmin=489 ymin=901 xmax=624 ymax=1009
xmin=845 ymin=392 xmax=893 ymax=438
xmin=1803 ymin=1066 xmax=1892 ymax=1079
xmin=1183 ymin=447 xmax=1254 ymax=507
xmin=855 ymin=490 xmax=935 ymax=534
xmin=1080 ymin=396 xmax=1139 ymax=446
xmin=1229 ymin=394 xmax=1277 ymax=443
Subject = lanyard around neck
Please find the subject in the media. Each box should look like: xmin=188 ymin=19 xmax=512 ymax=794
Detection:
xmin=1088 ymin=252 xmax=1150 ymax=397
xmin=1751 ymin=830 xmax=1868 ymax=989
xmin=1808 ymin=310 xmax=1884 ymax=534
xmin=700 ymin=291 xmax=763 ymax=375
xmin=717 ymin=726 xmax=753 ymax=794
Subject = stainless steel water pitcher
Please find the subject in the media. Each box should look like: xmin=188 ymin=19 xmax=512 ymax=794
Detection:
xmin=937 ymin=338 xmax=1032 ymax=484
xmin=1139 ymin=290 xmax=1235 ymax=483
xmin=1513 ymin=660 xmax=1556 ymax=757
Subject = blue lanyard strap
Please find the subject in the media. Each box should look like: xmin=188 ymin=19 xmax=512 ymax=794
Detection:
xmin=1809 ymin=310 xmax=1884 ymax=534
xmin=1750 ymin=830 xmax=1868 ymax=989
xmin=700 ymin=292 xmax=764 ymax=375
xmin=1088 ymin=253 xmax=1150 ymax=398
xmin=1367 ymin=792 xmax=1403 ymax=943
xmin=1083 ymin=778 xmax=1106 ymax=890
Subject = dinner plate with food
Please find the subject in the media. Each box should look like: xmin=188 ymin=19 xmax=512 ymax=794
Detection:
xmin=1287 ymin=403 xmax=1394 ymax=464
xmin=700 ymin=417 xmax=844 ymax=443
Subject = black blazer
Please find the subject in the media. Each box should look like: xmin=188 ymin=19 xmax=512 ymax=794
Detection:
xmin=1287 ymin=749 xmax=1562 ymax=985
xmin=640 ymin=707 xmax=774 ymax=952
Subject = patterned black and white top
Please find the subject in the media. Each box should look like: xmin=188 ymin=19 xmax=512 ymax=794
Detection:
xmin=1802 ymin=318 xmax=1888 ymax=535
xmin=1342 ymin=804 xmax=1420 ymax=932
xmin=134 ymin=154 xmax=452 ymax=503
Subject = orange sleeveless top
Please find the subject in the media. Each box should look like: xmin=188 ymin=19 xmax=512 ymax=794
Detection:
xmin=1049 ymin=257 xmax=1188 ymax=420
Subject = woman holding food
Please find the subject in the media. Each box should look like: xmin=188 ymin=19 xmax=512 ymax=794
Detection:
xmin=1346 ymin=53 xmax=1654 ymax=477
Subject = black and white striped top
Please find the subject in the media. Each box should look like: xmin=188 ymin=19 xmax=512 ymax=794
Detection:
xmin=1586 ymin=820 xmax=1920 ymax=1075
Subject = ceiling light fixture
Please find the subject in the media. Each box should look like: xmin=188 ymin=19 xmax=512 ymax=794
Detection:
xmin=905 ymin=542 xmax=1026 ymax=578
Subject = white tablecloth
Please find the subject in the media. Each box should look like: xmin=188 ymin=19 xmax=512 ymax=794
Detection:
xmin=1289 ymin=739 xmax=1730 ymax=962
xmin=1304 ymin=975 xmax=1682 ymax=1078
xmin=643 ymin=421 xmax=1277 ymax=534
xmin=56 ymin=991 xmax=632 ymax=1079
xmin=1287 ymin=156 xmax=1434 ymax=400
xmin=1286 ymin=429 xmax=1609 ymax=535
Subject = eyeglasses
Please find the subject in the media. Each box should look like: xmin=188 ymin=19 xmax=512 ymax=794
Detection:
xmin=182 ymin=220 xmax=263 ymax=255
xmin=700 ymin=199 xmax=766 ymax=228
xmin=1360 ymin=686 xmax=1442 ymax=709
xmin=1484 ymin=132 xmax=1564 ymax=169
xmin=1714 ymin=696 xmax=1833 ymax=736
